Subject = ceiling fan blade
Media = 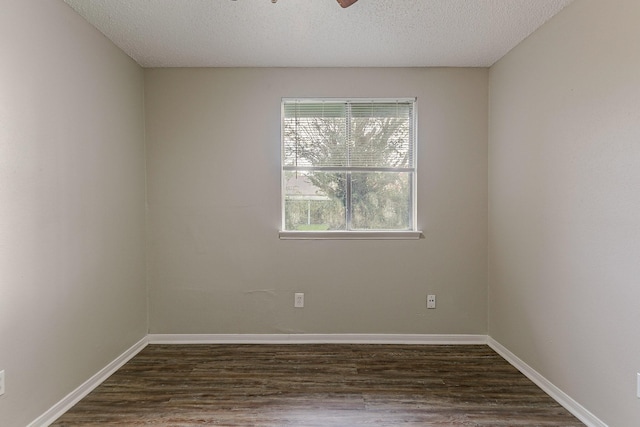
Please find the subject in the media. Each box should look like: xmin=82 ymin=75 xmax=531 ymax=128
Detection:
xmin=336 ymin=0 xmax=358 ymax=8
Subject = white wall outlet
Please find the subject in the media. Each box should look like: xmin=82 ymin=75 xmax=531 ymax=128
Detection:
xmin=427 ymin=294 xmax=436 ymax=309
xmin=294 ymin=292 xmax=304 ymax=308
xmin=637 ymin=372 xmax=640 ymax=398
xmin=0 ymin=370 xmax=5 ymax=396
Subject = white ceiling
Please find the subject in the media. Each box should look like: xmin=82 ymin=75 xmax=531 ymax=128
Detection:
xmin=62 ymin=0 xmax=574 ymax=68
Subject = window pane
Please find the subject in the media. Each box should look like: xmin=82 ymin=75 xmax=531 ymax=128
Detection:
xmin=283 ymin=103 xmax=348 ymax=168
xmin=350 ymin=172 xmax=411 ymax=230
xmin=349 ymin=102 xmax=413 ymax=168
xmin=284 ymin=171 xmax=346 ymax=230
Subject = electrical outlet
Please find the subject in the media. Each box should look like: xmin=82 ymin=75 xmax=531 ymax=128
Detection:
xmin=294 ymin=292 xmax=304 ymax=308
xmin=637 ymin=372 xmax=640 ymax=398
xmin=427 ymin=294 xmax=436 ymax=309
xmin=0 ymin=370 xmax=5 ymax=396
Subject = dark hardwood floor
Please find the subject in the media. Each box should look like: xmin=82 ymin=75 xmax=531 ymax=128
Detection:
xmin=52 ymin=344 xmax=584 ymax=426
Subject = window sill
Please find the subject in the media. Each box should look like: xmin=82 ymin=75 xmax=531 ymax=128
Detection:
xmin=278 ymin=230 xmax=423 ymax=240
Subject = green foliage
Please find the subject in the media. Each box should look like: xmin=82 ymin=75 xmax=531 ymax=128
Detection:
xmin=284 ymin=197 xmax=345 ymax=230
xmin=351 ymin=172 xmax=411 ymax=230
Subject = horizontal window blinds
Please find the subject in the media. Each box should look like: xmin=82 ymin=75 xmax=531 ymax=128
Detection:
xmin=283 ymin=99 xmax=415 ymax=170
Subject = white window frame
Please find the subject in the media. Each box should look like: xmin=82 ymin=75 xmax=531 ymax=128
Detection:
xmin=279 ymin=97 xmax=421 ymax=240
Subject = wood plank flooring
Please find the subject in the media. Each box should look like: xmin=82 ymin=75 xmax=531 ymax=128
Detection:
xmin=52 ymin=344 xmax=584 ymax=426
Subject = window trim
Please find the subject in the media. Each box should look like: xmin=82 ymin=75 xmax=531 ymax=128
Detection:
xmin=280 ymin=97 xmax=420 ymax=239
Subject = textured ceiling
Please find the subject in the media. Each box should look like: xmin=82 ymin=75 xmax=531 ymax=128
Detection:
xmin=62 ymin=0 xmax=574 ymax=68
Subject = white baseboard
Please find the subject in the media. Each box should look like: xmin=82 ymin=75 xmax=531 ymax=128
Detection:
xmin=147 ymin=333 xmax=489 ymax=345
xmin=28 ymin=336 xmax=148 ymax=427
xmin=487 ymin=337 xmax=608 ymax=427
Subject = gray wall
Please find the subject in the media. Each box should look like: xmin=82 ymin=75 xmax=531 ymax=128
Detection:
xmin=488 ymin=0 xmax=640 ymax=425
xmin=0 ymin=1 xmax=147 ymax=426
xmin=145 ymin=68 xmax=488 ymax=335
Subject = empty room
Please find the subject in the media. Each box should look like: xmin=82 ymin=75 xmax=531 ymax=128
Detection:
xmin=1 ymin=0 xmax=639 ymax=426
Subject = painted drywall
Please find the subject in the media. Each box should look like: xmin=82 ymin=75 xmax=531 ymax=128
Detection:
xmin=145 ymin=67 xmax=488 ymax=335
xmin=0 ymin=1 xmax=147 ymax=426
xmin=488 ymin=0 xmax=640 ymax=426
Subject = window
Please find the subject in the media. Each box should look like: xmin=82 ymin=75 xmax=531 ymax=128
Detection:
xmin=281 ymin=98 xmax=419 ymax=239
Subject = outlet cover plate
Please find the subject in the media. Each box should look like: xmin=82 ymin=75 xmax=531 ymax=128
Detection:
xmin=294 ymin=292 xmax=304 ymax=308
xmin=427 ymin=294 xmax=436 ymax=309
xmin=0 ymin=370 xmax=5 ymax=396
